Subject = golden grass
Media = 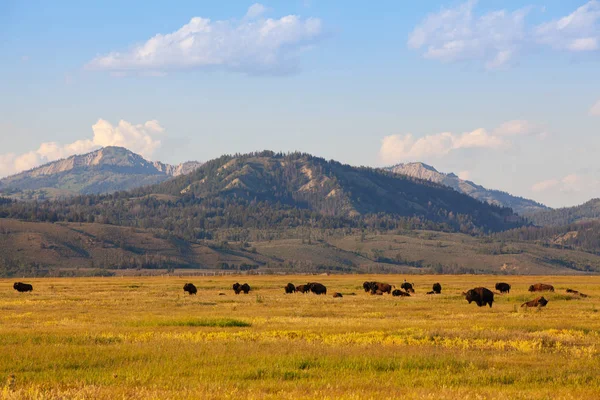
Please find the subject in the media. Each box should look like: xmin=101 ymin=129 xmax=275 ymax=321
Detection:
xmin=1 ymin=275 xmax=599 ymax=399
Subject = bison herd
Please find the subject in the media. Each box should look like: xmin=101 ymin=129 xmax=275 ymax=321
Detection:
xmin=8 ymin=280 xmax=590 ymax=311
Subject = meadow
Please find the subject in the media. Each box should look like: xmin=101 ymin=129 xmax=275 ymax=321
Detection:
xmin=0 ymin=275 xmax=599 ymax=399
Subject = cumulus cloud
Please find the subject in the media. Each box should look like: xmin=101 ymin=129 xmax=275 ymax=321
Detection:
xmin=407 ymin=0 xmax=530 ymax=69
xmin=379 ymin=127 xmax=507 ymax=164
xmin=86 ymin=4 xmax=323 ymax=75
xmin=409 ymin=1 xmax=600 ymax=68
xmin=531 ymin=174 xmax=598 ymax=193
xmin=0 ymin=119 xmax=163 ymax=178
xmin=493 ymin=120 xmax=547 ymax=138
xmin=590 ymin=99 xmax=600 ymax=116
xmin=535 ymin=1 xmax=600 ymax=52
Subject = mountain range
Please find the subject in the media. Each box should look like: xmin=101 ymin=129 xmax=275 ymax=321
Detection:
xmin=386 ymin=163 xmax=548 ymax=216
xmin=0 ymin=147 xmax=202 ymax=200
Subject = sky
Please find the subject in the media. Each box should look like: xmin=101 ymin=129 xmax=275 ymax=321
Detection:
xmin=0 ymin=0 xmax=599 ymax=208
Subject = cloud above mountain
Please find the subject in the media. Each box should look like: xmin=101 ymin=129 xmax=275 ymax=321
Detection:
xmin=532 ymin=174 xmax=599 ymax=194
xmin=409 ymin=1 xmax=600 ymax=69
xmin=378 ymin=120 xmax=545 ymax=164
xmin=86 ymin=3 xmax=324 ymax=76
xmin=0 ymin=119 xmax=163 ymax=178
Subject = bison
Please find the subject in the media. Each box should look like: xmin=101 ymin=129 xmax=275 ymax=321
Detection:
xmin=308 ymin=282 xmax=327 ymax=295
xmin=392 ymin=289 xmax=410 ymax=297
xmin=566 ymin=288 xmax=588 ymax=298
xmin=183 ymin=283 xmax=197 ymax=295
xmin=370 ymin=282 xmax=393 ymax=294
xmin=232 ymin=282 xmax=242 ymax=294
xmin=400 ymin=281 xmax=415 ymax=293
xmin=464 ymin=287 xmax=494 ymax=308
xmin=495 ymin=282 xmax=511 ymax=293
xmin=13 ymin=282 xmax=33 ymax=292
xmin=296 ymin=284 xmax=309 ymax=293
xmin=284 ymin=283 xmax=296 ymax=294
xmin=521 ymin=296 xmax=548 ymax=308
xmin=333 ymin=292 xmax=343 ymax=298
xmin=529 ymin=283 xmax=554 ymax=292
xmin=432 ymin=283 xmax=442 ymax=294
xmin=240 ymin=283 xmax=251 ymax=294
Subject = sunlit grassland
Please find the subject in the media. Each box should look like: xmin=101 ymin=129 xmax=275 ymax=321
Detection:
xmin=1 ymin=275 xmax=599 ymax=399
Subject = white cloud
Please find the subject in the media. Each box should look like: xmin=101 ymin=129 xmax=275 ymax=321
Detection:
xmin=493 ymin=120 xmax=547 ymax=138
xmin=86 ymin=4 xmax=323 ymax=75
xmin=408 ymin=0 xmax=530 ymax=69
xmin=410 ymin=1 xmax=600 ymax=68
xmin=590 ymin=99 xmax=600 ymax=116
xmin=379 ymin=126 xmax=507 ymax=164
xmin=531 ymin=174 xmax=599 ymax=193
xmin=535 ymin=1 xmax=600 ymax=52
xmin=0 ymin=119 xmax=163 ymax=178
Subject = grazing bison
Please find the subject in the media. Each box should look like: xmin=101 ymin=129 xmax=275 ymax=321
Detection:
xmin=284 ymin=283 xmax=296 ymax=294
xmin=333 ymin=292 xmax=343 ymax=298
xmin=308 ymin=282 xmax=327 ymax=295
xmin=400 ymin=281 xmax=415 ymax=293
xmin=240 ymin=283 xmax=251 ymax=294
xmin=370 ymin=282 xmax=393 ymax=294
xmin=13 ymin=282 xmax=33 ymax=292
xmin=296 ymin=284 xmax=309 ymax=293
xmin=521 ymin=296 xmax=548 ymax=308
xmin=183 ymin=283 xmax=197 ymax=295
xmin=232 ymin=282 xmax=242 ymax=294
xmin=529 ymin=283 xmax=554 ymax=292
xmin=432 ymin=283 xmax=442 ymax=294
xmin=464 ymin=287 xmax=494 ymax=308
xmin=495 ymin=282 xmax=511 ymax=293
xmin=392 ymin=289 xmax=410 ymax=297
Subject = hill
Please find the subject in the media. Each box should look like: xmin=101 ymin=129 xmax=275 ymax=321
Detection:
xmin=0 ymin=146 xmax=201 ymax=200
xmin=0 ymin=151 xmax=524 ymax=235
xmin=526 ymin=199 xmax=600 ymax=227
xmin=386 ymin=162 xmax=548 ymax=215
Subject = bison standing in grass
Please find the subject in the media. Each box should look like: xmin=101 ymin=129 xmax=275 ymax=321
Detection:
xmin=233 ymin=283 xmax=242 ymax=294
xmin=296 ymin=284 xmax=309 ymax=293
xmin=521 ymin=296 xmax=548 ymax=308
xmin=529 ymin=283 xmax=554 ymax=292
xmin=495 ymin=282 xmax=511 ymax=293
xmin=13 ymin=282 xmax=33 ymax=292
xmin=308 ymin=282 xmax=327 ymax=295
xmin=284 ymin=283 xmax=296 ymax=294
xmin=464 ymin=287 xmax=494 ymax=308
xmin=240 ymin=283 xmax=251 ymax=294
xmin=370 ymin=282 xmax=393 ymax=294
xmin=183 ymin=283 xmax=197 ymax=295
xmin=401 ymin=281 xmax=415 ymax=293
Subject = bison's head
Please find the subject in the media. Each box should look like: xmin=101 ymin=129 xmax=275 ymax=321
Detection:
xmin=528 ymin=285 xmax=534 ymax=292
xmin=539 ymin=297 xmax=548 ymax=306
xmin=13 ymin=283 xmax=19 ymax=289
xmin=464 ymin=289 xmax=478 ymax=304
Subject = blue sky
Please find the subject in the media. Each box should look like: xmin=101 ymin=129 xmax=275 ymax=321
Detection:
xmin=0 ymin=0 xmax=599 ymax=208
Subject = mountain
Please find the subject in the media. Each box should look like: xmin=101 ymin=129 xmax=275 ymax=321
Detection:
xmin=0 ymin=151 xmax=524 ymax=235
xmin=0 ymin=147 xmax=202 ymax=200
xmin=526 ymin=199 xmax=600 ymax=227
xmin=386 ymin=162 xmax=548 ymax=215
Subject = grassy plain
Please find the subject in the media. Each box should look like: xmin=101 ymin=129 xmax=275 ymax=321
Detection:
xmin=0 ymin=275 xmax=599 ymax=399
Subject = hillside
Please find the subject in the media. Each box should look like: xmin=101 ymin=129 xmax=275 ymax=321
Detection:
xmin=386 ymin=162 xmax=548 ymax=215
xmin=2 ymin=218 xmax=600 ymax=276
xmin=527 ymin=199 xmax=600 ymax=227
xmin=0 ymin=151 xmax=524 ymax=235
xmin=0 ymin=146 xmax=201 ymax=200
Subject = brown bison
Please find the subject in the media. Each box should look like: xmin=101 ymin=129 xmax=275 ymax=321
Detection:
xmin=296 ymin=284 xmax=309 ymax=293
xmin=232 ymin=283 xmax=242 ymax=294
xmin=333 ymin=292 xmax=343 ymax=298
xmin=566 ymin=288 xmax=588 ymax=298
xmin=13 ymin=282 xmax=33 ymax=292
xmin=308 ymin=282 xmax=327 ymax=295
xmin=495 ymin=282 xmax=511 ymax=293
xmin=392 ymin=289 xmax=410 ymax=297
xmin=464 ymin=287 xmax=494 ymax=308
xmin=284 ymin=283 xmax=296 ymax=294
xmin=183 ymin=283 xmax=197 ymax=295
xmin=521 ymin=296 xmax=548 ymax=308
xmin=370 ymin=282 xmax=393 ymax=294
xmin=400 ymin=281 xmax=415 ymax=293
xmin=432 ymin=283 xmax=442 ymax=294
xmin=240 ymin=283 xmax=251 ymax=294
xmin=529 ymin=283 xmax=554 ymax=292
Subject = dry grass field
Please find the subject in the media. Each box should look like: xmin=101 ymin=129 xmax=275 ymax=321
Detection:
xmin=1 ymin=275 xmax=599 ymax=399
